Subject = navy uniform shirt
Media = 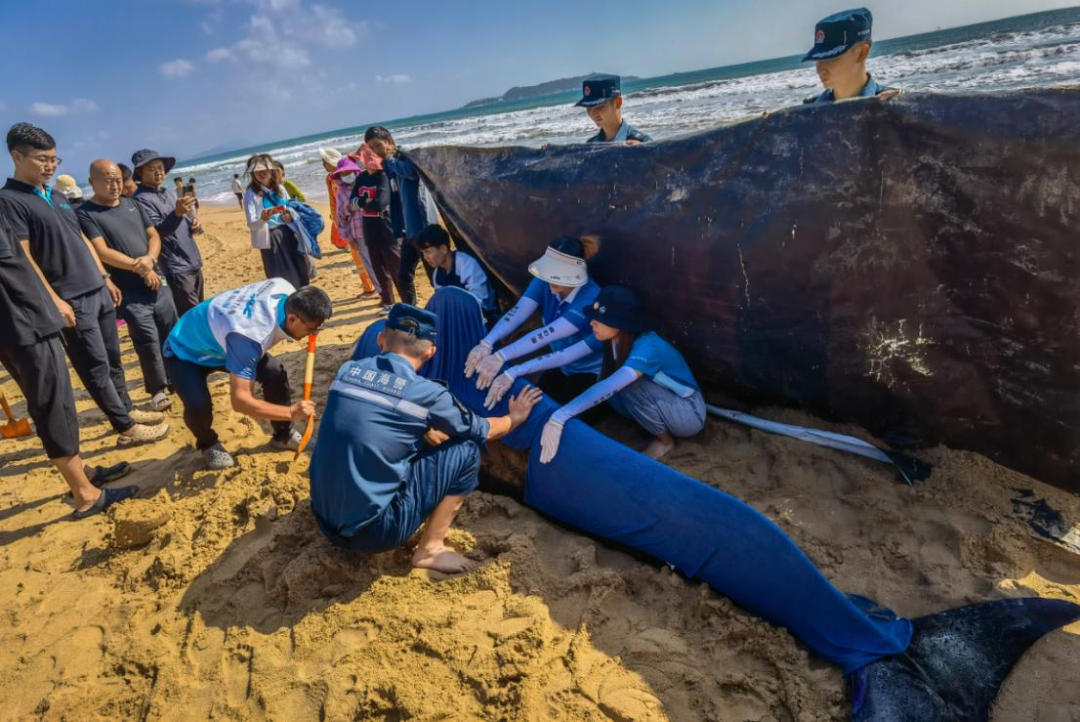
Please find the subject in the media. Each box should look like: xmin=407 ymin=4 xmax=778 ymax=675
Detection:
xmin=0 ymin=178 xmax=104 ymax=301
xmin=588 ymin=121 xmax=652 ymax=144
xmin=132 ymin=184 xmax=203 ymax=276
xmin=0 ymin=210 xmax=64 ymax=348
xmin=77 ymin=197 xmax=155 ymax=293
xmin=804 ymin=74 xmax=893 ymax=104
xmin=310 ymin=352 xmax=490 ymax=538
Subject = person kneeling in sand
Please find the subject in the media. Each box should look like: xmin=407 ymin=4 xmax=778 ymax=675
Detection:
xmin=309 ymin=304 xmax=542 ymax=574
xmin=527 ymin=286 xmax=706 ymax=462
xmin=162 ymin=279 xmax=332 ymax=470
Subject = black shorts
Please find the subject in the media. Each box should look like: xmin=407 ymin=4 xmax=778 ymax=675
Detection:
xmin=0 ymin=335 xmax=80 ymax=458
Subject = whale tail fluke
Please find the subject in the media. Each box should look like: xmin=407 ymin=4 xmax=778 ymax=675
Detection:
xmin=852 ymin=597 xmax=1080 ymax=721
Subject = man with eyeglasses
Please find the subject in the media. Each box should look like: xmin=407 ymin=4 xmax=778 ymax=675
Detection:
xmin=162 ymin=279 xmax=333 ymax=469
xmin=0 ymin=122 xmax=169 ymax=448
xmin=78 ymin=159 xmax=179 ymax=413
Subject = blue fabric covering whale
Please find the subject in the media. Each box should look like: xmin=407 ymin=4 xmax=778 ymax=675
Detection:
xmin=351 ymin=287 xmax=1080 ymax=719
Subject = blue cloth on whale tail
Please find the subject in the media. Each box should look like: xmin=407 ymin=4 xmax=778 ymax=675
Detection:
xmin=353 ymin=287 xmax=913 ymax=673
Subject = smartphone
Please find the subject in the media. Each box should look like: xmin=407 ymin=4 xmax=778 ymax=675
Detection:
xmin=182 ymin=185 xmax=195 ymax=198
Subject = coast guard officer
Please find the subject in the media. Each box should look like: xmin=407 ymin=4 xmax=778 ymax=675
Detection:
xmin=163 ymin=278 xmax=333 ymax=469
xmin=309 ymin=304 xmax=542 ymax=574
xmin=576 ymin=74 xmax=652 ymax=144
xmin=802 ymin=8 xmax=899 ymax=104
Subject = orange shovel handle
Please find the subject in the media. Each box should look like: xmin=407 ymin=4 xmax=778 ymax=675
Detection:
xmin=294 ymin=335 xmax=318 ymax=460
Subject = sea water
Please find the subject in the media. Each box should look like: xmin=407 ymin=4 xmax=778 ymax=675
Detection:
xmin=179 ymin=8 xmax=1080 ymax=205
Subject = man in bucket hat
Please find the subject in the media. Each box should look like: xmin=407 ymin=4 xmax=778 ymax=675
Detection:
xmin=575 ymin=74 xmax=652 ymax=145
xmin=131 ymin=148 xmax=205 ymax=317
xmin=801 ymin=8 xmax=898 ymax=104
xmin=309 ymin=303 xmax=542 ymax=574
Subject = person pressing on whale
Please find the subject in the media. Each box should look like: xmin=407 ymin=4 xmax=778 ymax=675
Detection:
xmin=309 ymin=304 xmax=543 ymax=574
xmin=801 ymin=8 xmax=899 ymax=104
xmin=576 ymin=74 xmax=652 ymax=145
xmin=411 ymin=224 xmax=498 ymax=323
xmin=465 ymin=235 xmax=605 ymax=408
xmin=527 ymin=286 xmax=706 ymax=461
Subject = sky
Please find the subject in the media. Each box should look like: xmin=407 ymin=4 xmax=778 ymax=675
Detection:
xmin=2 ymin=0 xmax=1076 ymax=177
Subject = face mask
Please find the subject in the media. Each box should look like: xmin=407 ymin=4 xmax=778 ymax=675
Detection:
xmin=340 ymin=173 xmax=357 ymax=184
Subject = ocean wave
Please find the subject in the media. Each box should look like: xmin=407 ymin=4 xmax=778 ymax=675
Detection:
xmin=177 ymin=14 xmax=1080 ymax=202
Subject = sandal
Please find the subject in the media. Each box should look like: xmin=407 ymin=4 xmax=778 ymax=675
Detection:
xmin=71 ymin=485 xmax=139 ymax=520
xmin=88 ymin=461 xmax=132 ymax=488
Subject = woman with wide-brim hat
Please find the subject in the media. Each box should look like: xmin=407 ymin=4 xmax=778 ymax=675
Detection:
xmin=466 ymin=235 xmax=605 ymax=406
xmin=537 ymin=285 xmax=706 ymax=462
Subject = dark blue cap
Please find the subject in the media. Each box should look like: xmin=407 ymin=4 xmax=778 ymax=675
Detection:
xmin=584 ymin=286 xmax=649 ymax=333
xmin=575 ymin=74 xmax=622 ymax=108
xmin=386 ymin=303 xmax=438 ymax=342
xmin=802 ymin=8 xmax=873 ymax=62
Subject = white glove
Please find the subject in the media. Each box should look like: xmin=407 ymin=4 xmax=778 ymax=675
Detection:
xmin=464 ymin=340 xmax=493 ymax=379
xmin=484 ymin=371 xmax=516 ymax=410
xmin=474 ymin=352 xmax=505 ymax=391
xmin=540 ymin=419 xmax=564 ymax=464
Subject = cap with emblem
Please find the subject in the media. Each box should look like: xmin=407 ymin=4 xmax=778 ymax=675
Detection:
xmin=575 ymin=73 xmax=622 ymax=108
xmin=584 ymin=285 xmax=648 ymax=332
xmin=386 ymin=303 xmax=438 ymax=342
xmin=802 ymin=8 xmax=873 ymax=62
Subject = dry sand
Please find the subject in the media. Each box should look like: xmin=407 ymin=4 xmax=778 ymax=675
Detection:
xmin=1 ymin=204 xmax=1077 ymax=721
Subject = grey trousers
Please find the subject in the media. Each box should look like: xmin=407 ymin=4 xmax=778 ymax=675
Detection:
xmin=610 ymin=377 xmax=707 ymax=438
xmin=119 ymin=287 xmax=178 ymax=395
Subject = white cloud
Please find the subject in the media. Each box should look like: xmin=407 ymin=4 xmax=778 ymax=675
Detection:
xmin=376 ymin=74 xmax=412 ymax=85
xmin=206 ymin=47 xmax=234 ymax=62
xmin=160 ymin=59 xmax=195 ymax=79
xmin=30 ymin=98 xmax=100 ymax=117
xmin=205 ymin=2 xmax=366 ymax=70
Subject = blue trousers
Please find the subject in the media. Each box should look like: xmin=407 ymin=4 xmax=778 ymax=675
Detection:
xmin=333 ymin=437 xmax=481 ymax=553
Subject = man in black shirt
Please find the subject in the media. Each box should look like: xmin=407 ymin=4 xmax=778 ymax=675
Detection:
xmin=0 ymin=123 xmax=169 ymax=446
xmin=79 ymin=160 xmax=178 ymax=412
xmin=0 ymin=203 xmax=138 ymax=518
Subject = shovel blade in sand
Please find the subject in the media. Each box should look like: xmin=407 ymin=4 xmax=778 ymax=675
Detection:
xmin=0 ymin=393 xmax=33 ymax=439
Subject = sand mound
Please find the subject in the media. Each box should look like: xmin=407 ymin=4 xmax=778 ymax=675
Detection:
xmin=1 ymin=205 xmax=1077 ymax=720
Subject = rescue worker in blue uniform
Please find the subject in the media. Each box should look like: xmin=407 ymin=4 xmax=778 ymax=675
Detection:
xmin=309 ymin=305 xmax=542 ymax=574
xmin=535 ymin=286 xmax=706 ymax=462
xmin=465 ymin=235 xmax=607 ymax=411
xmin=163 ymin=279 xmax=333 ymax=469
xmin=801 ymin=8 xmax=898 ymax=104
xmin=410 ymin=224 xmax=499 ymax=322
xmin=576 ymin=74 xmax=652 ymax=144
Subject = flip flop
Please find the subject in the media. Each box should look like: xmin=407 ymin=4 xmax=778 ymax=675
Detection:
xmin=71 ymin=485 xmax=139 ymax=520
xmin=89 ymin=462 xmax=132 ymax=489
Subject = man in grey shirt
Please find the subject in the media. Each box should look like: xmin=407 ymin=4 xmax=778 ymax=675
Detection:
xmin=79 ymin=160 xmax=178 ymax=412
xmin=131 ymin=149 xmax=204 ymax=317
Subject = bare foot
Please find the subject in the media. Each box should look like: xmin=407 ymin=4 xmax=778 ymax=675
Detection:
xmin=411 ymin=546 xmax=478 ymax=575
xmin=643 ymin=433 xmax=675 ymax=460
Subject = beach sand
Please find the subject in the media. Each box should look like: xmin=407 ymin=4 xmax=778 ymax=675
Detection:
xmin=1 ymin=204 xmax=1077 ymax=721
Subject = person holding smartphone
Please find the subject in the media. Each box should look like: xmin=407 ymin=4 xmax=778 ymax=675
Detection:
xmin=242 ymin=153 xmax=309 ymax=290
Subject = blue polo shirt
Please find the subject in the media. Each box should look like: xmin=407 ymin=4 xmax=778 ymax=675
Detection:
xmin=522 ymin=277 xmax=604 ymax=375
xmin=309 ymin=352 xmax=490 ymax=537
xmin=587 ymin=121 xmax=652 ymax=144
xmin=623 ymin=332 xmax=701 ymax=397
xmin=805 ymin=74 xmax=893 ymax=104
xmin=164 ymin=295 xmax=288 ymax=380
